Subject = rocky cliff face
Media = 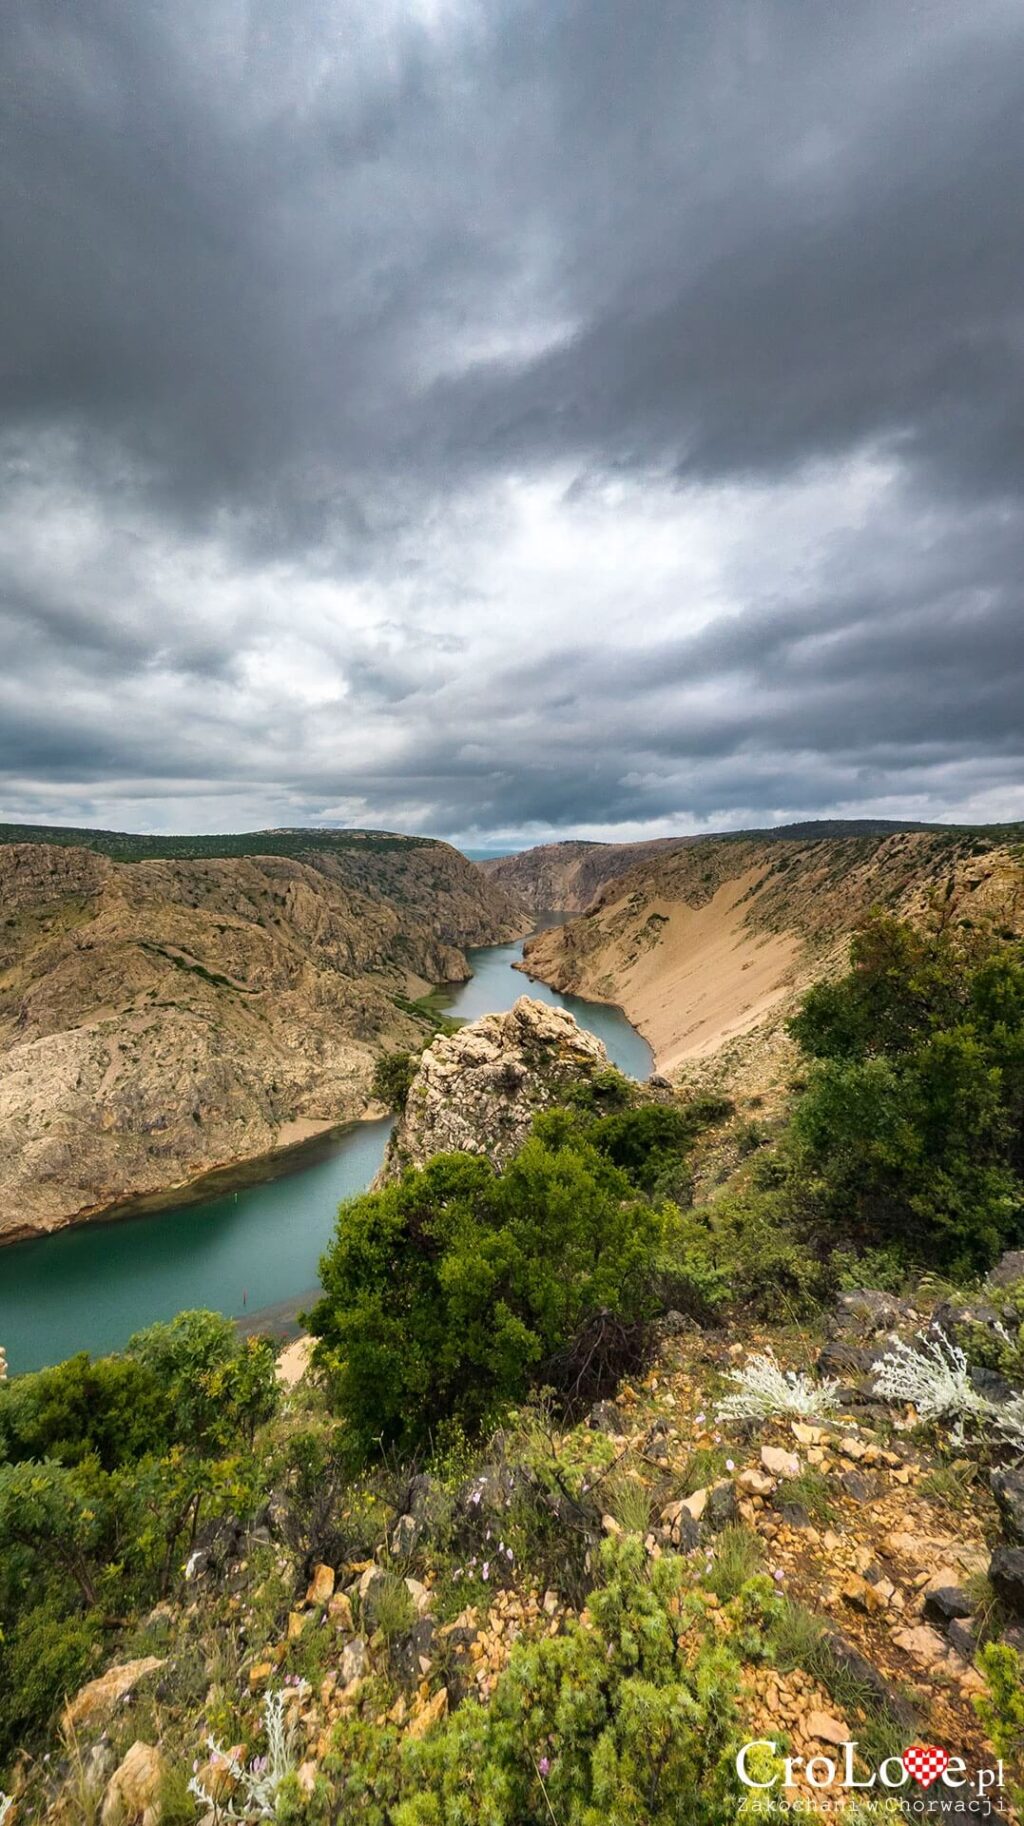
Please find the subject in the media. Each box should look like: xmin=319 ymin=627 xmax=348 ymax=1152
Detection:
xmin=519 ymin=831 xmax=1024 ymax=1090
xmin=0 ymin=837 xmax=527 ymax=1241
xmin=378 ymin=996 xmax=611 ymax=1180
xmin=477 ymin=821 xmax=950 ymax=913
xmin=479 ymin=838 xmax=695 ymax=912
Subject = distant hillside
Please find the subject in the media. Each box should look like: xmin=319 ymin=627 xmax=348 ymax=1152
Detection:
xmin=0 ymin=822 xmax=442 ymax=862
xmin=477 ymin=819 xmax=976 ymax=913
xmin=0 ymin=830 xmax=526 ymax=1241
xmin=519 ymin=828 xmax=1024 ymax=1090
xmin=479 ymin=837 xmax=696 ymax=911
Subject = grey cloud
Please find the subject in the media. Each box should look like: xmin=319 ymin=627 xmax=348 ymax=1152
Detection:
xmin=1 ymin=0 xmax=1023 ymax=839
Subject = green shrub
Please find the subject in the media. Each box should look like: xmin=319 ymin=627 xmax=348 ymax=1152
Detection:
xmin=0 ymin=1352 xmax=166 ymax=1469
xmin=787 ymin=916 xmax=1024 ymax=1274
xmin=372 ymin=1050 xmax=417 ymax=1112
xmin=0 ymin=1602 xmax=101 ymax=1771
xmin=667 ymin=1182 xmax=831 ymax=1320
xmin=323 ymin=1539 xmax=748 ymax=1825
xmin=963 ymin=1275 xmax=1024 ymax=1384
xmin=126 ymin=1309 xmax=278 ymax=1452
xmin=311 ymin=1135 xmax=677 ymax=1461
xmin=974 ymin=1643 xmax=1024 ymax=1807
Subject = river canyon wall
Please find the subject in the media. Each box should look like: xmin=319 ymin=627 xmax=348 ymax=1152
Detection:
xmin=0 ymin=832 xmax=526 ymax=1241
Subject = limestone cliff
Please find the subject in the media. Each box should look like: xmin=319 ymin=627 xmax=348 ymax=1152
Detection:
xmin=519 ymin=830 xmax=1024 ymax=1094
xmin=478 ymin=821 xmax=948 ymax=914
xmin=0 ymin=833 xmax=527 ymax=1240
xmin=378 ymin=996 xmax=611 ymax=1180
xmin=479 ymin=838 xmax=695 ymax=912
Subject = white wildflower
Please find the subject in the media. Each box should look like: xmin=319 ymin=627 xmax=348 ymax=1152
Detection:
xmin=715 ymin=1350 xmax=841 ymax=1423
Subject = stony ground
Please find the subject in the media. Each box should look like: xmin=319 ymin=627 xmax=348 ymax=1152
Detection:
xmin=10 ymin=1287 xmax=1023 ymax=1825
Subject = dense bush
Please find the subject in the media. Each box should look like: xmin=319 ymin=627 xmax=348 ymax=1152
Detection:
xmin=310 ymin=1124 xmax=680 ymax=1460
xmin=372 ymin=1049 xmax=418 ymax=1112
xmin=788 ymin=915 xmax=1024 ymax=1274
xmin=318 ymin=1539 xmax=751 ymax=1825
xmin=0 ymin=1312 xmax=278 ymax=1770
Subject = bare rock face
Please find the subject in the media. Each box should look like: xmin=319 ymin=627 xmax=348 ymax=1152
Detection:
xmin=0 ymin=837 xmax=526 ymax=1239
xmin=379 ymin=996 xmax=610 ymax=1179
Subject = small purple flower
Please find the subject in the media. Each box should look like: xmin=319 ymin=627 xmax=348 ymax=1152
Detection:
xmin=538 ymin=1757 xmax=551 ymax=1778
xmin=773 ymin=1568 xmax=785 ymax=1583
xmin=694 ymin=1412 xmax=706 ymax=1425
xmin=725 ymin=1458 xmax=735 ymax=1472
xmin=482 ymin=1561 xmax=490 ymax=1581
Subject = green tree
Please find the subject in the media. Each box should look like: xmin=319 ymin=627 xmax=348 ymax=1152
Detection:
xmin=311 ymin=1134 xmax=676 ymax=1460
xmin=126 ymin=1310 xmax=278 ymax=1453
xmin=372 ymin=1050 xmax=417 ymax=1112
xmin=0 ymin=1460 xmax=108 ymax=1606
xmin=787 ymin=915 xmax=1024 ymax=1273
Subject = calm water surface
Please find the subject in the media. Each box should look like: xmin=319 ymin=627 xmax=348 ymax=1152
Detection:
xmin=0 ymin=927 xmax=650 ymax=1373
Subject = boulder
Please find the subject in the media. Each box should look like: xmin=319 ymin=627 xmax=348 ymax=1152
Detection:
xmin=305 ymin=1562 xmax=335 ymax=1607
xmin=389 ymin=1514 xmax=420 ymax=1558
xmin=404 ymin=1576 xmax=433 ymax=1617
xmin=340 ymin=1635 xmax=369 ymax=1685
xmin=828 ymin=1290 xmax=914 ymax=1339
xmin=587 ymin=1401 xmax=623 ymax=1436
xmin=64 ymin=1658 xmax=165 ymax=1733
xmin=987 ymin=1250 xmax=1024 ymax=1289
xmin=703 ymin=1482 xmax=738 ymax=1532
xmin=761 ymin=1446 xmax=800 ymax=1479
xmin=807 ymin=1711 xmax=850 ymax=1747
xmin=991 ymin=1467 xmax=1024 ymax=1545
xmin=922 ymin=1586 xmax=974 ymax=1627
xmin=946 ymin=1619 xmax=978 ymax=1662
xmin=989 ymin=1546 xmax=1024 ymax=1620
xmin=100 ymin=1742 xmax=165 ymax=1826
xmin=328 ymin=1591 xmax=355 ymax=1632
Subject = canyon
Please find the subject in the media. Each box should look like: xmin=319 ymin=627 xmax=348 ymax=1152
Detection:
xmin=0 ymin=830 xmax=525 ymax=1241
xmin=512 ymin=828 xmax=1024 ymax=1093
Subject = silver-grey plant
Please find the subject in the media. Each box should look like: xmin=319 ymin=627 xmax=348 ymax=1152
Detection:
xmin=993 ymin=1391 xmax=1024 ymax=1459
xmin=188 ymin=1689 xmax=297 ymax=1819
xmin=871 ymin=1328 xmax=996 ymax=1431
xmin=715 ymin=1349 xmax=842 ymax=1423
xmin=0 ymin=1792 xmax=12 ymax=1826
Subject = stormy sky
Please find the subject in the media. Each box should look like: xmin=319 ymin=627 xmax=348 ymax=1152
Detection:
xmin=3 ymin=0 xmax=1024 ymax=848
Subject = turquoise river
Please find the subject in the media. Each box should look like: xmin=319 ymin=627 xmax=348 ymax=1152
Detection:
xmin=0 ymin=929 xmax=651 ymax=1373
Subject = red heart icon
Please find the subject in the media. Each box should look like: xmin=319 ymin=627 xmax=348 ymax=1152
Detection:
xmin=902 ymin=1744 xmax=949 ymax=1788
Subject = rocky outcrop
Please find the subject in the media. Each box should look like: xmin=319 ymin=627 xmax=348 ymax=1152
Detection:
xmin=0 ymin=836 xmax=526 ymax=1239
xmin=378 ymin=996 xmax=610 ymax=1179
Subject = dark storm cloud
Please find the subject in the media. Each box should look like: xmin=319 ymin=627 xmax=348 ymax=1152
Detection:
xmin=1 ymin=0 xmax=1023 ymax=838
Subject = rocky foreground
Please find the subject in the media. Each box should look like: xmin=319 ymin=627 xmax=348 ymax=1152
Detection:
xmin=12 ymin=1277 xmax=1023 ymax=1824
xmin=0 ymin=834 xmax=525 ymax=1240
